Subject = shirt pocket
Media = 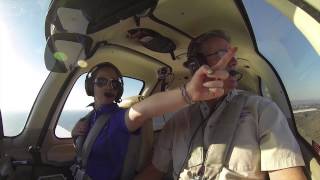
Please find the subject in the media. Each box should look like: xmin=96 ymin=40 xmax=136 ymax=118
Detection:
xmin=217 ymin=166 xmax=246 ymax=180
xmin=217 ymin=166 xmax=265 ymax=180
xmin=227 ymin=113 xmax=260 ymax=173
xmin=228 ymin=146 xmax=260 ymax=172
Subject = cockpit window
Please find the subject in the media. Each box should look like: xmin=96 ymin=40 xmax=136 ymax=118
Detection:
xmin=0 ymin=1 xmax=50 ymax=137
xmin=243 ymin=0 xmax=320 ymax=145
xmin=55 ymin=74 xmax=144 ymax=138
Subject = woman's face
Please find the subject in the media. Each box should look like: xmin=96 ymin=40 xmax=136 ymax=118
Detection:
xmin=93 ymin=67 xmax=121 ymax=108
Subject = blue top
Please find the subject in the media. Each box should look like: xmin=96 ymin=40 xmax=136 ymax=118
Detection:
xmin=85 ymin=103 xmax=139 ymax=180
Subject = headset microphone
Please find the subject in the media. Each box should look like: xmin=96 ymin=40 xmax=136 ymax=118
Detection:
xmin=229 ymin=70 xmax=242 ymax=81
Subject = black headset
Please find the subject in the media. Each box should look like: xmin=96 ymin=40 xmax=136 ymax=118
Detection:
xmin=85 ymin=62 xmax=124 ymax=103
xmin=184 ymin=39 xmax=207 ymax=74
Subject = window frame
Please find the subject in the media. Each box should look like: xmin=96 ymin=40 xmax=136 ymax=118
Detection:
xmin=238 ymin=0 xmax=320 ymax=160
xmin=53 ymin=72 xmax=145 ymax=139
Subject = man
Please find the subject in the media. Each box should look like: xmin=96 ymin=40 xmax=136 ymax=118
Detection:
xmin=135 ymin=30 xmax=306 ymax=180
xmin=71 ymin=53 xmax=234 ymax=180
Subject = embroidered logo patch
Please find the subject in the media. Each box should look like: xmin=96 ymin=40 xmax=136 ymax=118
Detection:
xmin=239 ymin=109 xmax=251 ymax=120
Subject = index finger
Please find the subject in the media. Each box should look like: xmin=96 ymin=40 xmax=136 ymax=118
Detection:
xmin=213 ymin=47 xmax=237 ymax=70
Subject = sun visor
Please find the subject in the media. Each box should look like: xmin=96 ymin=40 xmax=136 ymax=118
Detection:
xmin=44 ymin=33 xmax=93 ymax=73
xmin=128 ymin=28 xmax=176 ymax=60
xmin=56 ymin=7 xmax=89 ymax=34
xmin=46 ymin=0 xmax=158 ymax=37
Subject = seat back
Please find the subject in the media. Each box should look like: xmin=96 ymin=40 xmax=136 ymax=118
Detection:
xmin=119 ymin=96 xmax=154 ymax=179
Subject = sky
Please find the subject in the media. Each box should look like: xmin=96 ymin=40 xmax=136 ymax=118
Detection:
xmin=243 ymin=0 xmax=320 ymax=101
xmin=0 ymin=0 xmax=143 ymax=112
xmin=0 ymin=0 xmax=50 ymax=111
xmin=0 ymin=0 xmax=319 ymax=114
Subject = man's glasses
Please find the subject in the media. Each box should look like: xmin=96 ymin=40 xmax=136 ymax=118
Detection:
xmin=204 ymin=49 xmax=228 ymax=59
xmin=94 ymin=77 xmax=121 ymax=90
xmin=203 ymin=49 xmax=242 ymax=81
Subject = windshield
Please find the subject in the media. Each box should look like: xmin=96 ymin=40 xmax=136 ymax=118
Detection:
xmin=0 ymin=0 xmax=51 ymax=136
xmin=243 ymin=0 xmax=320 ymax=145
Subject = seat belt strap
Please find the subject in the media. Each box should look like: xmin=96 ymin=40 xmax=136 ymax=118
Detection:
xmin=74 ymin=111 xmax=93 ymax=154
xmin=80 ymin=113 xmax=111 ymax=168
xmin=221 ymin=94 xmax=247 ymax=165
xmin=204 ymin=94 xmax=247 ymax=177
xmin=177 ymin=95 xmax=248 ymax=179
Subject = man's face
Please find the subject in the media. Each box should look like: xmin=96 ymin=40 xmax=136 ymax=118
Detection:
xmin=200 ymin=37 xmax=238 ymax=93
xmin=93 ymin=67 xmax=120 ymax=107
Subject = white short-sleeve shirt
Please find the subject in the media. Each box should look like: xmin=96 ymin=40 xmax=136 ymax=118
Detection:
xmin=152 ymin=90 xmax=305 ymax=179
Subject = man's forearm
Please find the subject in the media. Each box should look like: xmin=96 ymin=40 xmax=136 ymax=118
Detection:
xmin=134 ymin=164 xmax=164 ymax=180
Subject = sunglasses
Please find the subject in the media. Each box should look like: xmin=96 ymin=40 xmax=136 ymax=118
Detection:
xmin=94 ymin=77 xmax=121 ymax=90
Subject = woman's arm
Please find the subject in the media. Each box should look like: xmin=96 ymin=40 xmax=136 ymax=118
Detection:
xmin=134 ymin=164 xmax=165 ymax=180
xmin=124 ymin=48 xmax=236 ymax=132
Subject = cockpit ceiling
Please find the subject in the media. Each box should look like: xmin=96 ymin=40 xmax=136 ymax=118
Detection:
xmin=89 ymin=0 xmax=259 ymax=75
xmin=46 ymin=0 xmax=270 ymax=93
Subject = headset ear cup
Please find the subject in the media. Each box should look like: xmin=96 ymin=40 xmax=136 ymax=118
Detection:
xmin=116 ymin=86 xmax=124 ymax=103
xmin=85 ymin=77 xmax=94 ymax=96
xmin=115 ymin=78 xmax=124 ymax=103
xmin=185 ymin=53 xmax=207 ymax=74
xmin=189 ymin=57 xmax=201 ymax=74
xmin=196 ymin=53 xmax=207 ymax=67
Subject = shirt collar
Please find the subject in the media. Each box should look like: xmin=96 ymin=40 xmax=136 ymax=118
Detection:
xmin=90 ymin=103 xmax=119 ymax=127
xmin=95 ymin=103 xmax=120 ymax=114
xmin=199 ymin=89 xmax=238 ymax=118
